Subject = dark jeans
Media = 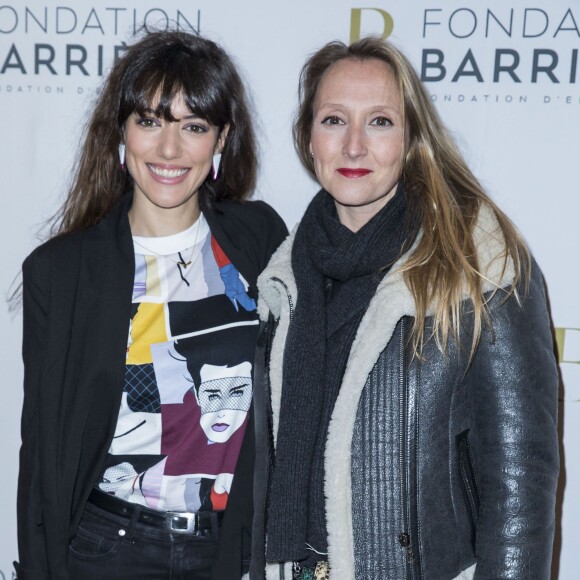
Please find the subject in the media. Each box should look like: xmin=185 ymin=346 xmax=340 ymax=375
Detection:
xmin=68 ymin=500 xmax=220 ymax=579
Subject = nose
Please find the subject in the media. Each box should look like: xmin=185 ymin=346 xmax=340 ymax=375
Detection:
xmin=343 ymin=123 xmax=367 ymax=159
xmin=157 ymin=124 xmax=181 ymax=159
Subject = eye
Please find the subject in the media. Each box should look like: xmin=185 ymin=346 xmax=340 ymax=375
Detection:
xmin=321 ymin=115 xmax=344 ymax=126
xmin=208 ymin=393 xmax=221 ymax=402
xmin=185 ymin=123 xmax=209 ymax=134
xmin=136 ymin=117 xmax=159 ymax=128
xmin=370 ymin=116 xmax=392 ymax=127
xmin=230 ymin=384 xmax=249 ymax=397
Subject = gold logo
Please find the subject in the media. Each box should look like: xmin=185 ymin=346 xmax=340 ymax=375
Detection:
xmin=555 ymin=327 xmax=580 ymax=364
xmin=350 ymin=8 xmax=394 ymax=43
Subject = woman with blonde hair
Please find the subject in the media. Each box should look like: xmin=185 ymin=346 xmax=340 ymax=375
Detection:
xmin=253 ymin=37 xmax=558 ymax=579
xmin=18 ymin=30 xmax=287 ymax=580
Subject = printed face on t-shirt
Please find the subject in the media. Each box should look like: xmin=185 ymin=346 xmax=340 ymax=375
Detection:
xmin=197 ymin=362 xmax=252 ymax=443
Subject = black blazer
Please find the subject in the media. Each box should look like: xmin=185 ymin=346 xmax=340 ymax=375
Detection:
xmin=17 ymin=193 xmax=287 ymax=580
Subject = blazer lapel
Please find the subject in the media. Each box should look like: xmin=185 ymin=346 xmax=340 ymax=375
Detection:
xmin=61 ymin=195 xmax=136 ymax=526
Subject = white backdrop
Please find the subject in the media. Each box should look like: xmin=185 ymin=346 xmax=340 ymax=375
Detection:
xmin=1 ymin=1 xmax=578 ymax=578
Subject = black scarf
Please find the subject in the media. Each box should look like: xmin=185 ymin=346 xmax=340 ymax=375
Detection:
xmin=266 ymin=185 xmax=418 ymax=563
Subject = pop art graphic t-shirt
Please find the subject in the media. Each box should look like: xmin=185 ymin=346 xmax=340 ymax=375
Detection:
xmin=97 ymin=216 xmax=258 ymax=513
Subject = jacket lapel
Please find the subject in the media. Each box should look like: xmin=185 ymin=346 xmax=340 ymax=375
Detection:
xmin=62 ymin=195 xmax=136 ymax=528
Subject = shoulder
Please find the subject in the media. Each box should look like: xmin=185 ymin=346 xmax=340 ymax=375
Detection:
xmin=23 ymin=229 xmax=86 ymax=276
xmin=20 ymin=230 xmax=88 ymax=312
xmin=22 ymin=197 xmax=128 ymax=276
xmin=202 ymin=198 xmax=288 ymax=288
xmin=207 ymin=198 xmax=288 ymax=254
xmin=473 ymin=202 xmax=518 ymax=293
xmin=212 ymin=199 xmax=287 ymax=234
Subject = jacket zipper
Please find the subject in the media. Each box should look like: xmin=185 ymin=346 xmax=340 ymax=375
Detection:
xmin=457 ymin=431 xmax=480 ymax=554
xmin=398 ymin=318 xmax=416 ymax=578
xmin=271 ymin=277 xmax=295 ymax=324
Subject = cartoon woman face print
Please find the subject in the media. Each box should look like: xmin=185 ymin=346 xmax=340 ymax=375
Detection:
xmin=196 ymin=361 xmax=252 ymax=443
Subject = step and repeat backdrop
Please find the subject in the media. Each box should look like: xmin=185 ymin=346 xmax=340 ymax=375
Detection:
xmin=1 ymin=1 xmax=578 ymax=577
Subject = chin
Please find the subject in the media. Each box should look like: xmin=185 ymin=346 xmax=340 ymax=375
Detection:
xmin=207 ymin=430 xmax=233 ymax=444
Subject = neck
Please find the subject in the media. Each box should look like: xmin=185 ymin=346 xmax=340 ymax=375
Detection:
xmin=128 ymin=196 xmax=201 ymax=237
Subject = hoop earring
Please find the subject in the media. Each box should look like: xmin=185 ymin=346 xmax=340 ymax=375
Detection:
xmin=118 ymin=144 xmax=126 ymax=169
xmin=212 ymin=153 xmax=222 ymax=180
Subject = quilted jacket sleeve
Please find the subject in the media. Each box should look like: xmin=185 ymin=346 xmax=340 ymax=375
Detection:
xmin=469 ymin=262 xmax=559 ymax=579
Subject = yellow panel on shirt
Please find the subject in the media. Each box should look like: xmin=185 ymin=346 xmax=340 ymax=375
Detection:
xmin=127 ymin=302 xmax=168 ymax=364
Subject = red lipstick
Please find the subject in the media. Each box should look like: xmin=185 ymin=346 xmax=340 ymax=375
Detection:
xmin=337 ymin=168 xmax=372 ymax=178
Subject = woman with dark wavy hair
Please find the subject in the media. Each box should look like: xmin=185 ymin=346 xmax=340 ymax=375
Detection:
xmin=17 ymin=30 xmax=287 ymax=580
xmin=254 ymin=37 xmax=558 ymax=579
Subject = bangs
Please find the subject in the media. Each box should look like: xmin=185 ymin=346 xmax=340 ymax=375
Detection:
xmin=118 ymin=43 xmax=228 ymax=126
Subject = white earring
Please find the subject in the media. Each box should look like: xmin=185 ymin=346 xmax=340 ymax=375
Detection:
xmin=118 ymin=143 xmax=126 ymax=167
xmin=212 ymin=153 xmax=222 ymax=180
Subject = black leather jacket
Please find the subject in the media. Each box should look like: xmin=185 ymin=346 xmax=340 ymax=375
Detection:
xmin=252 ymin=206 xmax=559 ymax=580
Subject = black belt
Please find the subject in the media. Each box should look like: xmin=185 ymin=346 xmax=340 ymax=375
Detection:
xmin=88 ymin=489 xmax=224 ymax=535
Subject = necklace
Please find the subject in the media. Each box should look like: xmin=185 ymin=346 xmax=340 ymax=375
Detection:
xmin=133 ymin=217 xmax=202 ymax=270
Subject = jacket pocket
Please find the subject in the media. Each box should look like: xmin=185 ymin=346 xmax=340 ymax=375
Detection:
xmin=456 ymin=429 xmax=480 ymax=554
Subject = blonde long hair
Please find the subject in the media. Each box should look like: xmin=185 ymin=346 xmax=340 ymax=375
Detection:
xmin=293 ymin=37 xmax=530 ymax=355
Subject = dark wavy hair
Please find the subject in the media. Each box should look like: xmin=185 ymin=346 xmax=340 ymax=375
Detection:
xmin=174 ymin=326 xmax=253 ymax=393
xmin=54 ymin=29 xmax=257 ymax=235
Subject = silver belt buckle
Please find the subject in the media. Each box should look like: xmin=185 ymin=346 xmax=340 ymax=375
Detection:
xmin=165 ymin=511 xmax=197 ymax=534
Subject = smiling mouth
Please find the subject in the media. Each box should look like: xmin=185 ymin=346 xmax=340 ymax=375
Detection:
xmin=147 ymin=164 xmax=189 ymax=178
xmin=337 ymin=168 xmax=372 ymax=178
xmin=212 ymin=423 xmax=229 ymax=432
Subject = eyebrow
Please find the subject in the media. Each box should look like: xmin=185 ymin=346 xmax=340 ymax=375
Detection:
xmin=230 ymin=384 xmax=250 ymax=392
xmin=139 ymin=107 xmax=202 ymax=121
xmin=317 ymin=103 xmax=400 ymax=112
